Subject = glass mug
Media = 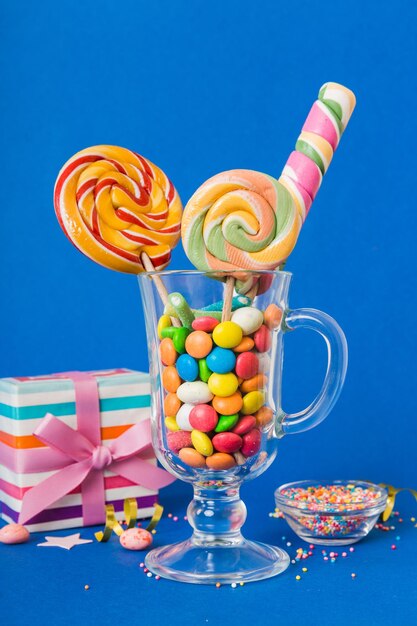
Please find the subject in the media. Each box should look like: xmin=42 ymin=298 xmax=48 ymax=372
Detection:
xmin=138 ymin=270 xmax=347 ymax=584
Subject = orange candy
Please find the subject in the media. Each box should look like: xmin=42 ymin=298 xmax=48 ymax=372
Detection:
xmin=212 ymin=391 xmax=243 ymax=415
xmin=164 ymin=392 xmax=182 ymax=416
xmin=263 ymin=304 xmax=283 ymax=330
xmin=240 ymin=373 xmax=268 ymax=393
xmin=233 ymin=337 xmax=255 ymax=353
xmin=159 ymin=338 xmax=177 ymax=366
xmin=206 ymin=452 xmax=236 ymax=470
xmin=255 ymin=406 xmax=274 ymax=427
xmin=185 ymin=331 xmax=213 ymax=359
xmin=179 ymin=447 xmax=207 ymax=468
xmin=162 ymin=366 xmax=181 ymax=393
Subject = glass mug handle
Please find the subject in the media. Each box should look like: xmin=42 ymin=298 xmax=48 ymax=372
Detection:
xmin=276 ymin=308 xmax=348 ymax=437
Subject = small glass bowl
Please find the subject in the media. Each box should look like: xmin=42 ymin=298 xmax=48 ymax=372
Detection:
xmin=274 ymin=480 xmax=388 ymax=546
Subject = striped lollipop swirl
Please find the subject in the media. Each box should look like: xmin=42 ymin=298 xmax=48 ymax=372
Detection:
xmin=54 ymin=145 xmax=182 ymax=273
xmin=181 ymin=169 xmax=301 ymax=278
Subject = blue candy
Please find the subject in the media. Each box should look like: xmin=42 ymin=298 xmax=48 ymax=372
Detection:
xmin=201 ymin=295 xmax=252 ymax=312
xmin=176 ymin=354 xmax=198 ymax=382
xmin=206 ymin=347 xmax=236 ymax=374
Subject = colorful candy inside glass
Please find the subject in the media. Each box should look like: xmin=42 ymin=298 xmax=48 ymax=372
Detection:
xmin=159 ymin=301 xmax=282 ymax=470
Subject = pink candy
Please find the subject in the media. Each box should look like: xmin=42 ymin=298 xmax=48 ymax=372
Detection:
xmin=0 ymin=523 xmax=30 ymax=544
xmin=191 ymin=316 xmax=220 ymax=332
xmin=241 ymin=429 xmax=261 ymax=457
xmin=253 ymin=325 xmax=271 ymax=353
xmin=235 ymin=352 xmax=259 ymax=379
xmin=119 ymin=528 xmax=153 ymax=551
xmin=302 ymin=100 xmax=341 ymax=151
xmin=284 ymin=151 xmax=322 ymax=202
xmin=212 ymin=432 xmax=242 ymax=454
xmin=189 ymin=404 xmax=218 ymax=432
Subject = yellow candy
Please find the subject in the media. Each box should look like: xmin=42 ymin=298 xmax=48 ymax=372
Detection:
xmin=241 ymin=390 xmax=265 ymax=415
xmin=208 ymin=373 xmax=239 ymax=398
xmin=212 ymin=322 xmax=243 ymax=349
xmin=191 ymin=430 xmax=214 ymax=456
xmin=158 ymin=315 xmax=172 ymax=340
xmin=165 ymin=416 xmax=180 ymax=431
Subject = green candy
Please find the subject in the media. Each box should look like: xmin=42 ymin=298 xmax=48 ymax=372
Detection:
xmin=193 ymin=309 xmax=223 ymax=320
xmin=215 ymin=414 xmax=239 ymax=433
xmin=295 ymin=138 xmax=326 ymax=174
xmin=160 ymin=326 xmax=177 ymax=339
xmin=167 ymin=292 xmax=195 ymax=328
xmin=172 ymin=327 xmax=190 ymax=354
xmin=198 ymin=358 xmax=212 ymax=383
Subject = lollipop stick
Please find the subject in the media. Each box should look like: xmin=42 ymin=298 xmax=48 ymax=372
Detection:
xmin=141 ymin=253 xmax=181 ymax=327
xmin=246 ymin=282 xmax=259 ymax=301
xmin=222 ymin=276 xmax=235 ymax=322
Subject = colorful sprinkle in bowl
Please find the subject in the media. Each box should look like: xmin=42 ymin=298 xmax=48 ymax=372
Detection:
xmin=275 ymin=480 xmax=388 ymax=545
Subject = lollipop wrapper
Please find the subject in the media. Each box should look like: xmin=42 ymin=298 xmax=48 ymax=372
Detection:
xmin=0 ymin=369 xmax=172 ymax=531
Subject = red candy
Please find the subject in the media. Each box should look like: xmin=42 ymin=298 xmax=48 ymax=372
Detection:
xmin=191 ymin=316 xmax=220 ymax=332
xmin=212 ymin=432 xmax=242 ymax=453
xmin=253 ymin=325 xmax=272 ymax=353
xmin=167 ymin=430 xmax=192 ymax=453
xmin=232 ymin=415 xmax=256 ymax=435
xmin=189 ymin=404 xmax=218 ymax=432
xmin=241 ymin=428 xmax=261 ymax=456
xmin=235 ymin=352 xmax=259 ymax=379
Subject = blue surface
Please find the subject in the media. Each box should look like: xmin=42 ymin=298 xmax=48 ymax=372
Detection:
xmin=1 ymin=484 xmax=417 ymax=626
xmin=1 ymin=0 xmax=417 ymax=623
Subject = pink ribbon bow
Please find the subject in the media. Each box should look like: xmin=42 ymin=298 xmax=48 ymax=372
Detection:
xmin=18 ymin=371 xmax=174 ymax=526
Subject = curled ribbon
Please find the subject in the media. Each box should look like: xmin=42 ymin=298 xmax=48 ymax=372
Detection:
xmin=379 ymin=484 xmax=417 ymax=522
xmin=95 ymin=499 xmax=164 ymax=542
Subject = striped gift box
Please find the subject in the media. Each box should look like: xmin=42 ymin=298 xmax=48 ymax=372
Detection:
xmin=0 ymin=368 xmax=158 ymax=531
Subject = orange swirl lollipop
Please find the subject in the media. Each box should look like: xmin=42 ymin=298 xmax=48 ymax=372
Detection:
xmin=54 ymin=145 xmax=182 ymax=273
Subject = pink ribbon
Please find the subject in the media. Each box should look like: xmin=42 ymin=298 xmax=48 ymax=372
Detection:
xmin=18 ymin=372 xmax=174 ymax=526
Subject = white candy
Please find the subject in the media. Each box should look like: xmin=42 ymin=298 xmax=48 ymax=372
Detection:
xmin=175 ymin=403 xmax=194 ymax=431
xmin=176 ymin=382 xmax=214 ymax=404
xmin=231 ymin=307 xmax=264 ymax=335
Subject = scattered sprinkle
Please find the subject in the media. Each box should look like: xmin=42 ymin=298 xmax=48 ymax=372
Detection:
xmin=349 ymin=547 xmax=355 ymax=552
xmin=147 ymin=572 xmax=152 ymax=578
xmin=302 ymin=567 xmax=308 ymax=572
xmin=84 ymin=585 xmax=90 ymax=591
xmin=342 ymin=552 xmax=347 ymax=557
xmin=286 ymin=541 xmax=292 ymax=547
xmin=240 ymin=582 xmax=244 ymax=586
xmin=351 ymin=573 xmax=356 ymax=579
xmin=295 ymin=575 xmax=301 ymax=581
xmin=231 ymin=583 xmax=237 ymax=588
xmin=215 ymin=582 xmax=221 ymax=588
xmin=155 ymin=575 xmax=160 ymax=581
xmin=139 ymin=563 xmax=144 ymax=568
xmin=391 ymin=544 xmax=397 ymax=550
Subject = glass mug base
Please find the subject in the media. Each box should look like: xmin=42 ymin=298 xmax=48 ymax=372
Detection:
xmin=145 ymin=538 xmax=290 ymax=584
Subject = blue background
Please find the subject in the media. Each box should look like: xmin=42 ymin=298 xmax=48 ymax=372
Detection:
xmin=1 ymin=1 xmax=416 ymax=623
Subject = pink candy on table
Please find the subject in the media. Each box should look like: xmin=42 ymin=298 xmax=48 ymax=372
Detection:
xmin=119 ymin=528 xmax=153 ymax=551
xmin=0 ymin=523 xmax=30 ymax=544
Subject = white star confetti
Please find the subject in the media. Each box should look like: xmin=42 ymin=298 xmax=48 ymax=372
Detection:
xmin=37 ymin=533 xmax=93 ymax=550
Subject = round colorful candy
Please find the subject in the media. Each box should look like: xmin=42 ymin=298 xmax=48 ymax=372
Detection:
xmin=214 ymin=413 xmax=239 ymax=432
xmin=157 ymin=315 xmax=172 ymax=339
xmin=208 ymin=372 xmax=239 ymax=397
xmin=255 ymin=406 xmax=274 ymax=427
xmin=212 ymin=322 xmax=243 ymax=349
xmin=159 ymin=338 xmax=177 ymax=366
xmin=179 ymin=447 xmax=207 ymax=468
xmin=263 ymin=304 xmax=283 ymax=330
xmin=176 ymin=382 xmax=213 ymax=404
xmin=164 ymin=392 xmax=182 ymax=417
xmin=241 ymin=428 xmax=261 ymax=457
xmin=232 ymin=415 xmax=256 ymax=435
xmin=198 ymin=358 xmax=212 ymax=383
xmin=189 ymin=404 xmax=218 ymax=432
xmin=185 ymin=331 xmax=213 ymax=359
xmin=206 ymin=453 xmax=236 ymax=470
xmin=212 ymin=432 xmax=242 ymax=454
xmin=231 ymin=307 xmax=264 ymax=335
xmin=0 ymin=523 xmax=30 ymax=544
xmin=162 ymin=366 xmax=181 ymax=393
xmin=241 ymin=390 xmax=265 ymax=415
xmin=191 ymin=316 xmax=220 ymax=332
xmin=191 ymin=430 xmax=214 ymax=456
xmin=254 ymin=325 xmax=272 ymax=353
xmin=235 ymin=352 xmax=259 ymax=380
xmin=240 ymin=373 xmax=267 ymax=393
xmin=120 ymin=528 xmax=153 ymax=551
xmin=175 ymin=403 xmax=194 ymax=431
xmin=165 ymin=416 xmax=180 ymax=431
xmin=172 ymin=327 xmax=190 ymax=354
xmin=212 ymin=392 xmax=243 ymax=415
xmin=176 ymin=354 xmax=199 ymax=382
xmin=206 ymin=347 xmax=236 ymax=374
xmin=233 ymin=337 xmax=255 ymax=353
